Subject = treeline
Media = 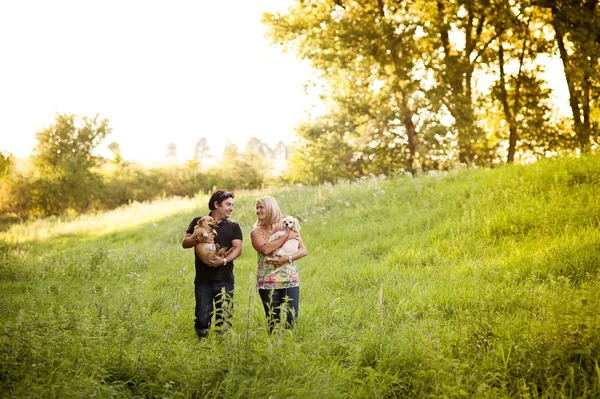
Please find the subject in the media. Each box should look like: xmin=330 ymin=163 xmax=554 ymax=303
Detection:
xmin=265 ymin=0 xmax=599 ymax=183
xmin=0 ymin=114 xmax=281 ymax=219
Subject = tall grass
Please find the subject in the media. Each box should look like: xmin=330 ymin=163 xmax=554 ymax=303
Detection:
xmin=1 ymin=154 xmax=599 ymax=398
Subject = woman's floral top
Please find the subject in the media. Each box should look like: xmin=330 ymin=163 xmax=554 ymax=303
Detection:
xmin=254 ymin=229 xmax=300 ymax=290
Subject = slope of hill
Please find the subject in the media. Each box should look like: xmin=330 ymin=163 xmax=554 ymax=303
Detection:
xmin=1 ymin=154 xmax=599 ymax=398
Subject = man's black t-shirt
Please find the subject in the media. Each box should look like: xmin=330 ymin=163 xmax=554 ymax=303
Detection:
xmin=186 ymin=216 xmax=243 ymax=283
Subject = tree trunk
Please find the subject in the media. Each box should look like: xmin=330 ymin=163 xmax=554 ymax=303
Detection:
xmin=436 ymin=0 xmax=476 ymax=165
xmin=397 ymin=92 xmax=419 ymax=172
xmin=581 ymin=69 xmax=591 ymax=151
xmin=378 ymin=0 xmax=420 ymax=172
xmin=551 ymin=6 xmax=592 ymax=151
xmin=498 ymin=45 xmax=517 ymax=163
xmin=553 ymin=23 xmax=584 ymax=138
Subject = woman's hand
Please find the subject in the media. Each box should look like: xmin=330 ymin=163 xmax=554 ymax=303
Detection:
xmin=267 ymin=256 xmax=288 ymax=267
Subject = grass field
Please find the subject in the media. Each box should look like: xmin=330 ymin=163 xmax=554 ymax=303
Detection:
xmin=1 ymin=154 xmax=599 ymax=398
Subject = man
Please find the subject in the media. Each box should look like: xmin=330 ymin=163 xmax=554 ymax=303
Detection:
xmin=182 ymin=190 xmax=243 ymax=338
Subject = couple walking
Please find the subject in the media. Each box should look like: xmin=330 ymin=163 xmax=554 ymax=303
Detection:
xmin=181 ymin=190 xmax=307 ymax=338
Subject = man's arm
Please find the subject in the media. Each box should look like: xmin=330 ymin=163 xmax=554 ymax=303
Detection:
xmin=226 ymin=239 xmax=242 ymax=263
xmin=182 ymin=233 xmax=196 ymax=249
xmin=182 ymin=218 xmax=201 ymax=249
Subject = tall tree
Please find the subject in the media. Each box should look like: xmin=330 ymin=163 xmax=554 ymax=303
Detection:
xmin=424 ymin=0 xmax=506 ymax=164
xmin=220 ymin=140 xmax=265 ymax=189
xmin=537 ymin=0 xmax=600 ymax=151
xmin=245 ymin=136 xmax=273 ymax=158
xmin=33 ymin=114 xmax=110 ymax=174
xmin=264 ymin=0 xmax=428 ymax=175
xmin=222 ymin=140 xmax=239 ymax=160
xmin=31 ymin=113 xmax=111 ymax=214
xmin=166 ymin=142 xmax=177 ymax=159
xmin=107 ymin=142 xmax=122 ymax=164
xmin=274 ymin=141 xmax=289 ymax=160
xmin=0 ymin=150 xmax=19 ymax=216
xmin=488 ymin=1 xmax=562 ymax=162
xmin=287 ymin=117 xmax=358 ymax=184
xmin=194 ymin=137 xmax=211 ymax=160
xmin=0 ymin=150 xmax=14 ymax=178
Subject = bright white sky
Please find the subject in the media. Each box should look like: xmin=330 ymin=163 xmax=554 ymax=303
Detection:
xmin=0 ymin=0 xmax=317 ymax=161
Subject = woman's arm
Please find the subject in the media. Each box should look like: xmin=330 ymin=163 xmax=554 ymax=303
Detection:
xmin=269 ymin=235 xmax=308 ymax=267
xmin=250 ymin=229 xmax=293 ymax=256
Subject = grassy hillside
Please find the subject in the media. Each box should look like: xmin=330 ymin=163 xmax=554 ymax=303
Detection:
xmin=1 ymin=154 xmax=599 ymax=398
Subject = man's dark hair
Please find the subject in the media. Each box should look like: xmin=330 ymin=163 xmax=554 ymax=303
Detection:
xmin=208 ymin=190 xmax=234 ymax=211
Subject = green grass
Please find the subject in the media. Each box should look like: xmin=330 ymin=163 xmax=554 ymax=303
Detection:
xmin=1 ymin=154 xmax=599 ymax=398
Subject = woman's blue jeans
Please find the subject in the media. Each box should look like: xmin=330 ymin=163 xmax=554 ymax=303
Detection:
xmin=258 ymin=286 xmax=299 ymax=332
xmin=194 ymin=281 xmax=234 ymax=338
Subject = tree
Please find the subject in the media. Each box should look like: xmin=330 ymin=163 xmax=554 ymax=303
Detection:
xmin=485 ymin=1 xmax=566 ymax=163
xmin=274 ymin=141 xmax=289 ymax=160
xmin=537 ymin=0 xmax=600 ymax=151
xmin=263 ymin=0 xmax=428 ymax=175
xmin=286 ymin=118 xmax=358 ymax=184
xmin=31 ymin=113 xmax=111 ymax=214
xmin=222 ymin=140 xmax=239 ymax=159
xmin=0 ymin=150 xmax=17 ymax=215
xmin=422 ymin=0 xmax=510 ymax=164
xmin=0 ymin=150 xmax=14 ymax=178
xmin=32 ymin=113 xmax=110 ymax=174
xmin=166 ymin=143 xmax=177 ymax=159
xmin=107 ymin=142 xmax=122 ymax=164
xmin=194 ymin=137 xmax=211 ymax=160
xmin=219 ymin=140 xmax=265 ymax=189
xmin=245 ymin=137 xmax=274 ymax=158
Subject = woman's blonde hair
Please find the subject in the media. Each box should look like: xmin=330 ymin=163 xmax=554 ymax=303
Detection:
xmin=253 ymin=196 xmax=283 ymax=229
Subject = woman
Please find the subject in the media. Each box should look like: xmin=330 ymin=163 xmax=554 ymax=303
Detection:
xmin=250 ymin=196 xmax=307 ymax=331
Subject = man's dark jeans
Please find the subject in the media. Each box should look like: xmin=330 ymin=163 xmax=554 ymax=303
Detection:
xmin=258 ymin=286 xmax=299 ymax=332
xmin=194 ymin=281 xmax=234 ymax=338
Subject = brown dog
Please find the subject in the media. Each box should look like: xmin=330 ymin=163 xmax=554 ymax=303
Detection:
xmin=191 ymin=216 xmax=233 ymax=267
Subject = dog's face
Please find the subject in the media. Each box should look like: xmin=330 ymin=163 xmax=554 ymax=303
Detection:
xmin=198 ymin=216 xmax=216 ymax=229
xmin=280 ymin=216 xmax=300 ymax=233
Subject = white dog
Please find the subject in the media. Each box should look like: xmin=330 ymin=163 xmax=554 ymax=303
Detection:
xmin=267 ymin=216 xmax=301 ymax=262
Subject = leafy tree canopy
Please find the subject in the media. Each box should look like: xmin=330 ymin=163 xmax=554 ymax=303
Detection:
xmin=32 ymin=113 xmax=111 ymax=177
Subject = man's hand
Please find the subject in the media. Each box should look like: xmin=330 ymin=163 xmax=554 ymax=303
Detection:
xmin=205 ymin=257 xmax=223 ymax=267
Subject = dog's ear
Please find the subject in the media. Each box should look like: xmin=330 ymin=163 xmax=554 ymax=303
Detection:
xmin=293 ymin=217 xmax=301 ymax=233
